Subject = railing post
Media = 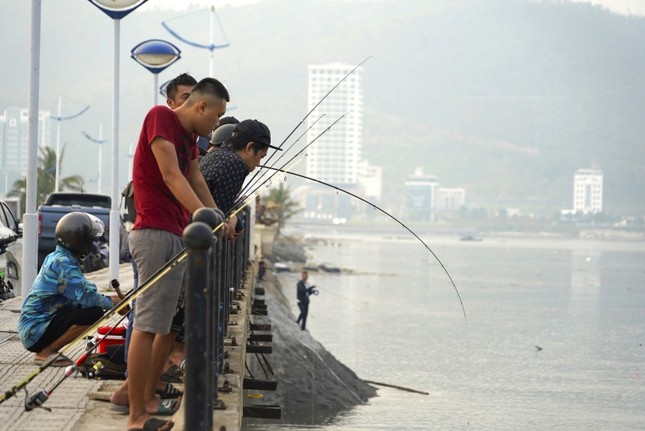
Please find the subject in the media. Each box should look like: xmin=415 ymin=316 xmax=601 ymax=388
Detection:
xmin=183 ymin=220 xmax=214 ymax=430
xmin=192 ymin=207 xmax=222 ymax=409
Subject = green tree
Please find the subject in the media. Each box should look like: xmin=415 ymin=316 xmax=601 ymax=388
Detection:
xmin=8 ymin=145 xmax=85 ymax=215
xmin=262 ymin=183 xmax=300 ymax=237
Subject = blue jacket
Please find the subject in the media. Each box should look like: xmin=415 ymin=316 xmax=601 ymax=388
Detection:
xmin=18 ymin=245 xmax=113 ymax=349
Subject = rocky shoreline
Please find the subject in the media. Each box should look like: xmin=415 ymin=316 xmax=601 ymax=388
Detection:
xmin=245 ymin=259 xmax=376 ymax=426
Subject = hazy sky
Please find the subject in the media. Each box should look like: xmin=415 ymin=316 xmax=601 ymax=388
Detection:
xmin=144 ymin=0 xmax=645 ymax=16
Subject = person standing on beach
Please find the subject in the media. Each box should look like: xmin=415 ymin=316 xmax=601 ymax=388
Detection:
xmin=296 ymin=271 xmax=316 ymax=330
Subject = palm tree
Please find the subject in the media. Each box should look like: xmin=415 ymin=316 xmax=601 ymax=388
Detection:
xmin=262 ymin=183 xmax=300 ymax=237
xmin=8 ymin=145 xmax=85 ymax=215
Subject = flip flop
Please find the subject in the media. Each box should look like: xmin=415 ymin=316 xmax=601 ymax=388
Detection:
xmin=33 ymin=353 xmax=73 ymax=367
xmin=110 ymin=403 xmax=129 ymax=414
xmin=154 ymin=398 xmax=180 ymax=415
xmin=156 ymin=383 xmax=182 ymax=399
xmin=111 ymin=397 xmax=180 ymax=416
xmin=128 ymin=417 xmax=174 ymax=431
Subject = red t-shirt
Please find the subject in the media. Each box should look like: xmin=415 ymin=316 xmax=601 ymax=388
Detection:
xmin=132 ymin=106 xmax=198 ymax=236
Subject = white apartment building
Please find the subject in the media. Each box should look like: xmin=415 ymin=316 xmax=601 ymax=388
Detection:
xmin=306 ymin=63 xmax=363 ymax=186
xmin=573 ymin=168 xmax=603 ymax=214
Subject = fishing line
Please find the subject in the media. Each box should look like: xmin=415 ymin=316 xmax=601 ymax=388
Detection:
xmin=258 ymin=166 xmax=467 ymax=321
xmin=237 ymin=114 xmax=326 ymax=203
xmin=235 ymin=57 xmax=369 ymax=206
xmin=231 ymin=113 xmax=347 ymax=213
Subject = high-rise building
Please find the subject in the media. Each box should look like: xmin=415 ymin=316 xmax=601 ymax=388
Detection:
xmin=306 ymin=63 xmax=363 ymax=186
xmin=0 ymin=107 xmax=51 ymax=194
xmin=573 ymin=168 xmax=603 ymax=214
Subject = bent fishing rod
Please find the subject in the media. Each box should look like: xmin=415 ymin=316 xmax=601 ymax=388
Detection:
xmin=258 ymin=166 xmax=467 ymax=321
xmin=0 ymin=114 xmax=348 ymax=408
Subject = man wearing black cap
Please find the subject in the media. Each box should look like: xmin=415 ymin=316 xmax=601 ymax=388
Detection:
xmin=199 ymin=119 xmax=281 ymax=238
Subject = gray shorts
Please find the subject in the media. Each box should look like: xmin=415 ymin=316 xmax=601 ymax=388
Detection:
xmin=129 ymin=229 xmax=185 ymax=334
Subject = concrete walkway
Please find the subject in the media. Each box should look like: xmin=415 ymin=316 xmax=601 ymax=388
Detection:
xmin=0 ymin=262 xmax=250 ymax=431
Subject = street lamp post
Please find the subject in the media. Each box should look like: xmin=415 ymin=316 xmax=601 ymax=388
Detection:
xmin=81 ymin=125 xmax=106 ymax=193
xmin=51 ymin=96 xmax=90 ymax=192
xmin=87 ymin=0 xmax=148 ymax=282
xmin=23 ymin=0 xmax=42 ymax=300
xmin=130 ymin=39 xmax=181 ymax=106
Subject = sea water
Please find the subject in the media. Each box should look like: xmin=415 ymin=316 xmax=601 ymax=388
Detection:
xmin=246 ymin=231 xmax=645 ymax=430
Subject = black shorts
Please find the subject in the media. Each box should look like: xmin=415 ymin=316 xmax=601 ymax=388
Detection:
xmin=170 ymin=307 xmax=185 ymax=343
xmin=27 ymin=305 xmax=104 ymax=353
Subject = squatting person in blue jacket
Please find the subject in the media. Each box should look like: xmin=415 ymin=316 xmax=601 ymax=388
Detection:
xmin=18 ymin=212 xmax=118 ymax=367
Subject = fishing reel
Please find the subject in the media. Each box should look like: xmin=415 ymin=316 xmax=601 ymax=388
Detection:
xmin=24 ymin=389 xmax=51 ymax=412
xmin=86 ymin=360 xmax=105 ymax=379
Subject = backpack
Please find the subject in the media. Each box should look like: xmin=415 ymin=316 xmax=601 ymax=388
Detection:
xmin=80 ymin=344 xmax=127 ymax=380
xmin=121 ymin=181 xmax=136 ymax=223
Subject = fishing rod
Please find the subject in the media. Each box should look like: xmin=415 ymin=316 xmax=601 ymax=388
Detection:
xmin=231 ymin=113 xmax=347 ymax=212
xmin=237 ymin=113 xmax=326 ymax=204
xmin=275 ymin=57 xmax=369 ymax=151
xmin=238 ymin=57 xmax=369 ymax=199
xmin=23 ymin=301 xmax=133 ymax=412
xmin=1 ymin=280 xmax=134 ymax=408
xmin=257 ymin=166 xmax=467 ymax=321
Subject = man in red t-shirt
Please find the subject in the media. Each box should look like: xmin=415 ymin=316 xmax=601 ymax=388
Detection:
xmin=125 ymin=77 xmax=228 ymax=431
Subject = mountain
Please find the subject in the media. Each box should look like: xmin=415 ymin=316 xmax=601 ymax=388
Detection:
xmin=1 ymin=0 xmax=643 ymax=215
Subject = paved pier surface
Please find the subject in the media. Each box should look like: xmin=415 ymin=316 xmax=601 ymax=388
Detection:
xmin=0 ymin=261 xmax=251 ymax=431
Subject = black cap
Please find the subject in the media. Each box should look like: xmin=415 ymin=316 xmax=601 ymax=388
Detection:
xmin=233 ymin=119 xmax=282 ymax=151
xmin=219 ymin=116 xmax=239 ymax=126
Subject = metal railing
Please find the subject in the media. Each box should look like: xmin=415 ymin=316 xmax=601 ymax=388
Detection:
xmin=183 ymin=207 xmax=252 ymax=429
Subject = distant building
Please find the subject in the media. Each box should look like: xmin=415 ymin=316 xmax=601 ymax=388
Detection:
xmin=435 ymin=187 xmax=465 ymax=211
xmin=0 ymin=107 xmax=51 ymax=194
xmin=404 ymin=167 xmax=438 ymax=221
xmin=357 ymin=160 xmax=382 ymax=202
xmin=306 ymin=63 xmax=363 ymax=186
xmin=573 ymin=168 xmax=603 ymax=214
xmin=301 ymin=63 xmax=369 ymax=221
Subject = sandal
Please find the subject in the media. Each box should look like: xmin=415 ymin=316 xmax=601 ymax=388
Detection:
xmin=33 ymin=353 xmax=73 ymax=367
xmin=128 ymin=417 xmax=174 ymax=431
xmin=111 ymin=397 xmax=180 ymax=416
xmin=156 ymin=382 xmax=182 ymax=399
